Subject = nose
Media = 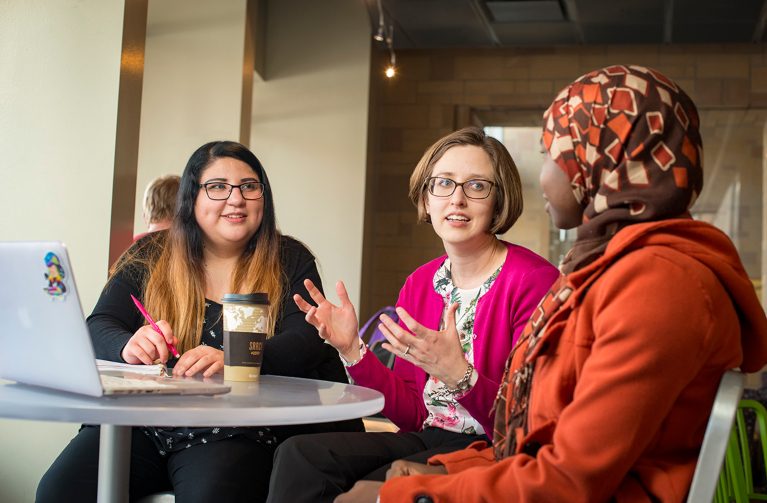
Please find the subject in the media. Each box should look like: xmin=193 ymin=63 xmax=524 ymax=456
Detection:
xmin=227 ymin=186 xmax=246 ymax=205
xmin=450 ymin=184 xmax=468 ymax=205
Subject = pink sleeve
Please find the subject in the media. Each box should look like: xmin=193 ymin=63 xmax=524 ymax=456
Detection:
xmin=347 ymin=349 xmax=427 ymax=432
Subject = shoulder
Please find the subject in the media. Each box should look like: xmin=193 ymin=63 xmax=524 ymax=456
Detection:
xmin=112 ymin=230 xmax=167 ymax=278
xmin=501 ymin=241 xmax=557 ymax=274
xmin=593 ymin=245 xmax=723 ymax=314
xmin=497 ymin=242 xmax=559 ymax=293
xmin=279 ymin=235 xmax=316 ymax=271
xmin=401 ymin=253 xmax=447 ymax=290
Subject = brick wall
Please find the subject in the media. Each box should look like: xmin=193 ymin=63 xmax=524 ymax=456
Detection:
xmin=360 ymin=44 xmax=767 ymax=321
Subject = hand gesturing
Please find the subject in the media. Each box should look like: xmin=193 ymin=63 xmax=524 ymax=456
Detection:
xmin=294 ymin=279 xmax=361 ymax=362
xmin=378 ymin=304 xmax=469 ymax=387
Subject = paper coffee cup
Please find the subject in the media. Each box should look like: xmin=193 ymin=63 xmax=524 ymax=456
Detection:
xmin=222 ymin=293 xmax=270 ymax=382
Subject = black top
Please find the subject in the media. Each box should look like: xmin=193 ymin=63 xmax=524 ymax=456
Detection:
xmin=87 ymin=231 xmax=355 ymax=453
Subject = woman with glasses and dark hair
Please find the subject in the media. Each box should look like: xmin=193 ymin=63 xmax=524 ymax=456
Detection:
xmin=36 ymin=141 xmax=362 ymax=503
xmin=266 ymin=126 xmax=559 ymax=503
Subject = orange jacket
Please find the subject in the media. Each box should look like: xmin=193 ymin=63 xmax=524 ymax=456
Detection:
xmin=380 ymin=220 xmax=767 ymax=503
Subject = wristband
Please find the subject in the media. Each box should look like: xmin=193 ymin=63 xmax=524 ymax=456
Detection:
xmin=339 ymin=338 xmax=366 ymax=367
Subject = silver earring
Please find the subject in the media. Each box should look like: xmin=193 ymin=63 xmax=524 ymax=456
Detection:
xmin=426 ymin=209 xmax=430 ymax=214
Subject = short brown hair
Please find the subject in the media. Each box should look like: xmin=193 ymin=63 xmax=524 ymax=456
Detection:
xmin=408 ymin=126 xmax=523 ymax=235
xmin=143 ymin=174 xmax=181 ymax=224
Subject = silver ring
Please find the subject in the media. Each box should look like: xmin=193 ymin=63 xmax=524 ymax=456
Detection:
xmin=402 ymin=344 xmax=411 ymax=356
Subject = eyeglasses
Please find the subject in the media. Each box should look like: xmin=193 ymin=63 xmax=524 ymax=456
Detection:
xmin=198 ymin=182 xmax=265 ymax=200
xmin=426 ymin=177 xmax=495 ymax=199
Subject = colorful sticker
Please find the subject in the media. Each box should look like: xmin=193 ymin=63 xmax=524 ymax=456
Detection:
xmin=43 ymin=252 xmax=68 ymax=300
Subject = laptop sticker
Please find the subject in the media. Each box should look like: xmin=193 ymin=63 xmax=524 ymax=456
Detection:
xmin=43 ymin=252 xmax=68 ymax=300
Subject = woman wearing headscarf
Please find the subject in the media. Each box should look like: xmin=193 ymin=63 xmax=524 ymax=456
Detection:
xmin=336 ymin=66 xmax=767 ymax=503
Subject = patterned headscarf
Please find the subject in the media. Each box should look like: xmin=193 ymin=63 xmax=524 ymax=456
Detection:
xmin=542 ymin=65 xmax=703 ymax=273
xmin=491 ymin=66 xmax=705 ymax=461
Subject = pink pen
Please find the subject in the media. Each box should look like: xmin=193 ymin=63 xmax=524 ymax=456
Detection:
xmin=130 ymin=294 xmax=180 ymax=358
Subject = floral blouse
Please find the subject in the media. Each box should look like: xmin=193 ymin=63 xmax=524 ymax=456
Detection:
xmin=140 ymin=300 xmax=277 ymax=455
xmin=422 ymin=259 xmax=502 ymax=436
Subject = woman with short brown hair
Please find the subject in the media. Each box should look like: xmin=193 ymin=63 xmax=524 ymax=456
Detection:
xmin=267 ymin=126 xmax=559 ymax=503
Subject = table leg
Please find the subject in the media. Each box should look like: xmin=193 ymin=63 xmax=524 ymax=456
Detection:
xmin=97 ymin=424 xmax=132 ymax=503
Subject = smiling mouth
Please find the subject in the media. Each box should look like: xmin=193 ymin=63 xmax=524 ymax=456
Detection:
xmin=446 ymin=215 xmax=470 ymax=222
xmin=223 ymin=215 xmax=245 ymax=219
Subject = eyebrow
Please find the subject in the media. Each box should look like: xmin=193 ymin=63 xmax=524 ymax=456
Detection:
xmin=203 ymin=176 xmax=260 ymax=183
xmin=432 ymin=171 xmax=492 ymax=179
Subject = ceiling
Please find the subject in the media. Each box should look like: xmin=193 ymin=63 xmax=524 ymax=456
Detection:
xmin=365 ymin=0 xmax=767 ymax=48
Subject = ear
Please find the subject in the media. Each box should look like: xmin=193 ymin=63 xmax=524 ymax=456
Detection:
xmin=142 ymin=212 xmax=149 ymax=228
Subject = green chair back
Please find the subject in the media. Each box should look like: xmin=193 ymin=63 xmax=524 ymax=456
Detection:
xmin=714 ymin=398 xmax=767 ymax=502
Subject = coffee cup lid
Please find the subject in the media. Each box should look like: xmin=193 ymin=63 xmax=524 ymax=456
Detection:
xmin=220 ymin=293 xmax=270 ymax=305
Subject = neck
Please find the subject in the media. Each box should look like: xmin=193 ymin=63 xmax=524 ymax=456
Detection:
xmin=202 ymin=241 xmax=245 ymax=264
xmin=445 ymin=235 xmax=506 ymax=289
xmin=201 ymin=242 xmax=245 ymax=300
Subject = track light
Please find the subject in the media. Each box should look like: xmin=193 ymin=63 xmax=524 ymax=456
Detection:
xmin=373 ymin=0 xmax=397 ymax=78
xmin=386 ymin=50 xmax=395 ymax=78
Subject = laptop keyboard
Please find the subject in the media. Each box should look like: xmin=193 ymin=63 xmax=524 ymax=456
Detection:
xmin=100 ymin=374 xmax=178 ymax=391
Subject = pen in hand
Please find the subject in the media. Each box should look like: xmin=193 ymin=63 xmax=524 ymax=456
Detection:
xmin=130 ymin=294 xmax=180 ymax=359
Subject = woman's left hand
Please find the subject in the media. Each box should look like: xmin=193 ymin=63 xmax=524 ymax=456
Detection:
xmin=379 ymin=304 xmax=469 ymax=387
xmin=172 ymin=346 xmax=224 ymax=377
xmin=334 ymin=481 xmax=383 ymax=503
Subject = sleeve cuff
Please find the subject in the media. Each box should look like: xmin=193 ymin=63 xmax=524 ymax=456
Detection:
xmin=338 ymin=338 xmax=366 ymax=367
xmin=427 ymin=440 xmax=495 ymax=473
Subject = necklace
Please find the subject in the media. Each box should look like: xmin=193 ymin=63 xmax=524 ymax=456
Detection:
xmin=450 ymin=239 xmax=502 ymax=290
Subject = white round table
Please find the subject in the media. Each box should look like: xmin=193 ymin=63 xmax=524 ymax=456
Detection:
xmin=0 ymin=374 xmax=384 ymax=503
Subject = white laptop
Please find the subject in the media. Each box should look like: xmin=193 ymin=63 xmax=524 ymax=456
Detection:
xmin=0 ymin=241 xmax=231 ymax=397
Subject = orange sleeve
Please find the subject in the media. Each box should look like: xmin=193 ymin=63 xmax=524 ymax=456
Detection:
xmin=378 ymin=249 xmax=741 ymax=503
xmin=426 ymin=441 xmax=495 ymax=473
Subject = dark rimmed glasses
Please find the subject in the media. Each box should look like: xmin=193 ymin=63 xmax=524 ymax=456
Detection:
xmin=198 ymin=182 xmax=265 ymax=200
xmin=426 ymin=177 xmax=495 ymax=199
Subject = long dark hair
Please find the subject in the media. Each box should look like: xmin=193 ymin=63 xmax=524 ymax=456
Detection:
xmin=114 ymin=141 xmax=285 ymax=352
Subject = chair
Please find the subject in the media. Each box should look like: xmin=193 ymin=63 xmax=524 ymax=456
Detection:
xmin=687 ymin=370 xmax=745 ymax=503
xmin=135 ymin=491 xmax=174 ymax=503
xmin=716 ymin=398 xmax=767 ymax=502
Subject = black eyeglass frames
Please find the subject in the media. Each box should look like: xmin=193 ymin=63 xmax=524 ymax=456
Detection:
xmin=198 ymin=182 xmax=265 ymax=200
xmin=426 ymin=177 xmax=495 ymax=199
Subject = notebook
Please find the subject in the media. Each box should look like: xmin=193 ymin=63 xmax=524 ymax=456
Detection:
xmin=0 ymin=241 xmax=231 ymax=397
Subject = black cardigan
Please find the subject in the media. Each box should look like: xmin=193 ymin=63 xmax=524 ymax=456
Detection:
xmin=87 ymin=231 xmax=350 ymax=385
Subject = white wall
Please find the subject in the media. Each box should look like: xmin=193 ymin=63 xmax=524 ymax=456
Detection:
xmin=0 ymin=1 xmax=126 ymax=501
xmin=133 ymin=0 xmax=247 ymax=235
xmin=251 ymin=0 xmax=371 ymax=311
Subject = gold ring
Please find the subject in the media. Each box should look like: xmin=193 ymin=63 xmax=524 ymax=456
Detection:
xmin=403 ymin=344 xmax=411 ymax=356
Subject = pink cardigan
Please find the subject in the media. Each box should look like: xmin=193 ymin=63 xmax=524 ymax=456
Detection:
xmin=348 ymin=241 xmax=558 ymax=435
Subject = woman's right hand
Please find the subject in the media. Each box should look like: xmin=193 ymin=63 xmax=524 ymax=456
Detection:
xmin=121 ymin=320 xmax=177 ymax=365
xmin=294 ymin=279 xmax=360 ymax=361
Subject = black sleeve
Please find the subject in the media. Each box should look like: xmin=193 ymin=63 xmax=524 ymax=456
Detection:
xmin=86 ymin=238 xmax=156 ymax=362
xmin=261 ymin=238 xmax=333 ymax=378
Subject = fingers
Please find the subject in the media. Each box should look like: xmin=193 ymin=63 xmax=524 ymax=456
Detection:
xmin=386 ymin=460 xmax=409 ymax=479
xmin=174 ymin=348 xmax=224 ymax=377
xmin=335 ymin=281 xmax=351 ymax=307
xmin=378 ymin=314 xmax=417 ymax=347
xmin=302 ymin=306 xmax=323 ymax=331
xmin=386 ymin=460 xmax=447 ymax=479
xmin=293 ymin=293 xmax=314 ymax=314
xmin=125 ymin=326 xmax=170 ymax=365
xmin=393 ymin=307 xmax=429 ymax=338
xmin=303 ymin=279 xmax=327 ymax=306
xmin=378 ymin=323 xmax=411 ymax=359
xmin=444 ymin=302 xmax=460 ymax=329
xmin=129 ymin=341 xmax=155 ymax=366
xmin=155 ymin=320 xmax=174 ymax=343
